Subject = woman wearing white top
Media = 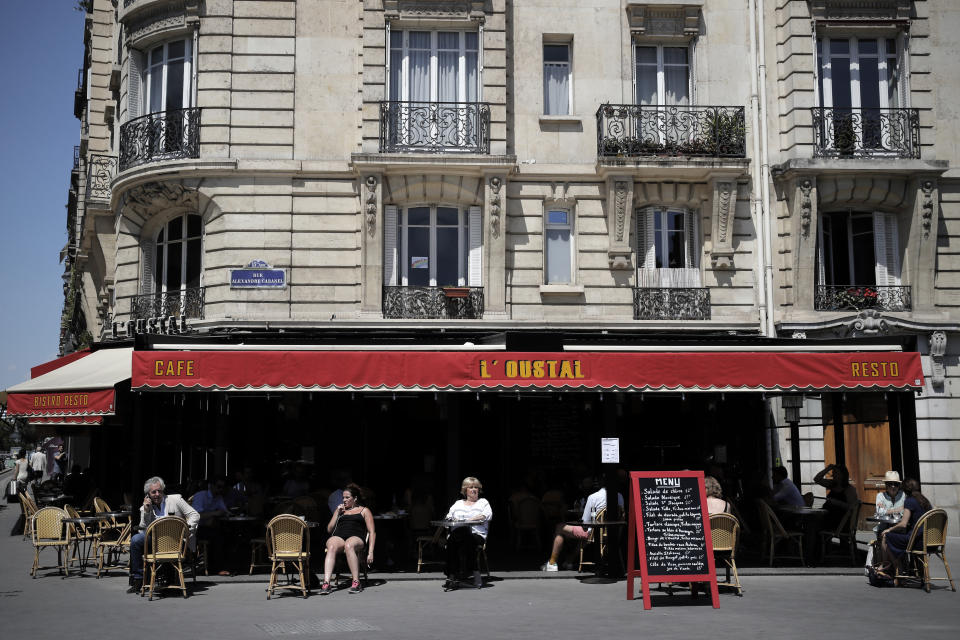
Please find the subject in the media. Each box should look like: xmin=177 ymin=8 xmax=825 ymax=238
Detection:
xmin=14 ymin=449 xmax=30 ymax=495
xmin=443 ymin=476 xmax=492 ymax=591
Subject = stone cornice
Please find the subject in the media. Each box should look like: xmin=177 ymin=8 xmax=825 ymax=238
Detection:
xmin=808 ymin=0 xmax=912 ymax=22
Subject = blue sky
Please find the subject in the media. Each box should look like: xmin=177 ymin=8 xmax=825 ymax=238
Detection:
xmin=0 ymin=3 xmax=85 ymax=390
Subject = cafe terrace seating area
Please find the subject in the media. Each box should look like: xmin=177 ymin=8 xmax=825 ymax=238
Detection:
xmin=11 ymin=475 xmax=956 ymax=598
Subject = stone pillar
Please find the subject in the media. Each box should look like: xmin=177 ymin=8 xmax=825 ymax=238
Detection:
xmin=793 ymin=176 xmax=818 ymax=311
xmin=606 ymin=176 xmax=634 ymax=270
xmin=360 ymin=173 xmax=384 ymax=315
xmin=483 ymin=173 xmax=508 ymax=318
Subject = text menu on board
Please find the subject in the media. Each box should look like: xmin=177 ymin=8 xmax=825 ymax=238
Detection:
xmin=637 ymin=476 xmax=708 ymax=576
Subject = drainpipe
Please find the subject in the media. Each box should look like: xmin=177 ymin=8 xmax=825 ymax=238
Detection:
xmin=756 ymin=0 xmax=776 ymax=338
xmin=747 ymin=0 xmax=768 ymax=336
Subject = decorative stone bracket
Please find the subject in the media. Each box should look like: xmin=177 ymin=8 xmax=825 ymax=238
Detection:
xmin=626 ymin=2 xmax=703 ymax=39
xmin=930 ymin=330 xmax=947 ymax=388
xmin=606 ymin=177 xmax=634 ymax=270
xmin=364 ymin=175 xmax=379 ymax=237
xmin=920 ymin=179 xmax=937 ymax=240
xmin=709 ymin=179 xmax=735 ymax=269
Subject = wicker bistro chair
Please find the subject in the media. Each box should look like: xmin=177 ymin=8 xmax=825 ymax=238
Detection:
xmin=894 ymin=509 xmax=956 ymax=592
xmin=19 ymin=491 xmax=39 ymax=539
xmin=30 ymin=507 xmax=71 ymax=578
xmin=96 ymin=519 xmax=132 ymax=578
xmin=417 ymin=525 xmax=447 ymax=573
xmin=266 ymin=514 xmax=311 ymax=599
xmin=818 ymin=501 xmax=861 ymax=565
xmin=756 ymin=500 xmax=804 ymax=566
xmin=329 ymin=531 xmax=372 ymax=587
xmin=140 ymin=516 xmax=191 ymax=600
xmin=577 ymin=507 xmax=608 ymax=573
xmin=710 ymin=513 xmax=743 ymax=595
xmin=64 ymin=504 xmax=99 ymax=569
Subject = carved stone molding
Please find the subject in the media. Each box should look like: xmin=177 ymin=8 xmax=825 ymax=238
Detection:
xmin=606 ymin=178 xmax=635 ymax=270
xmin=791 ymin=331 xmax=807 ymax=340
xmin=930 ymin=330 xmax=947 ymax=388
xmin=364 ymin=176 xmax=379 ymax=237
xmin=799 ymin=178 xmax=814 ymax=238
xmin=382 ymin=174 xmax=483 ymax=206
xmin=488 ymin=176 xmax=503 ymax=239
xmin=817 ymin=174 xmax=910 ymax=210
xmin=122 ymin=181 xmax=198 ymax=220
xmin=124 ymin=1 xmax=191 ymax=44
xmin=834 ymin=309 xmax=889 ymax=337
xmin=627 ymin=2 xmax=702 ymax=39
xmin=920 ymin=180 xmax=935 ymax=239
xmin=808 ymin=0 xmax=911 ymax=22
xmin=710 ymin=180 xmax=735 ymax=269
xmin=384 ymin=0 xmax=486 ymax=22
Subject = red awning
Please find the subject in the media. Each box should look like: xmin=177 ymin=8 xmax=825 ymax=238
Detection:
xmin=132 ymin=350 xmax=925 ymax=392
xmin=6 ymin=388 xmax=115 ymax=418
xmin=26 ymin=415 xmax=104 ymax=426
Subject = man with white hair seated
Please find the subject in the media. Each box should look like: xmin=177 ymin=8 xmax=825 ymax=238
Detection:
xmin=128 ymin=476 xmax=200 ymax=593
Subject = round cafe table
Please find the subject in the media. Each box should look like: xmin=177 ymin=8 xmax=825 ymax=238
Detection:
xmin=61 ymin=515 xmax=106 ymax=575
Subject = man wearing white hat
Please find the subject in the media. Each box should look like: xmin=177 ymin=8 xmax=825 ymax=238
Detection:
xmin=873 ymin=471 xmax=905 ymax=533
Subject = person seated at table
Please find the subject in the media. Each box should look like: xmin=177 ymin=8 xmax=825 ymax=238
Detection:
xmin=873 ymin=470 xmax=905 ymax=535
xmin=705 ymin=476 xmax=732 ymax=515
xmin=321 ymin=483 xmax=375 ymax=595
xmin=128 ymin=476 xmax=200 ymax=593
xmin=192 ymin=477 xmax=234 ymax=575
xmin=541 ymin=478 xmax=623 ymax=572
xmin=443 ymin=476 xmax=492 ymax=590
xmin=813 ymin=463 xmax=858 ymax=530
xmin=873 ymin=478 xmax=932 ymax=578
xmin=771 ymin=466 xmax=805 ymax=507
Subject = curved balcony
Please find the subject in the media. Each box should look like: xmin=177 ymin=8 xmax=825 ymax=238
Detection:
xmin=379 ymin=101 xmax=490 ymax=154
xmin=814 ymin=285 xmax=911 ymax=312
xmin=597 ymin=105 xmax=746 ymax=159
xmin=131 ymin=286 xmax=205 ymax=321
xmin=383 ymin=286 xmax=484 ymax=319
xmin=811 ymin=108 xmax=920 ymax=159
xmin=633 ymin=287 xmax=711 ymax=320
xmin=119 ymin=107 xmax=201 ymax=172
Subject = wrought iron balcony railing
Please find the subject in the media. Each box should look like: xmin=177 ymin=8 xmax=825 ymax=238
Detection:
xmin=119 ymin=107 xmax=201 ymax=171
xmin=597 ymin=104 xmax=746 ymax=158
xmin=811 ymin=108 xmax=920 ymax=159
xmin=633 ymin=287 xmax=711 ymax=320
xmin=814 ymin=285 xmax=911 ymax=312
xmin=130 ymin=286 xmax=205 ymax=320
xmin=86 ymin=154 xmax=117 ymax=203
xmin=383 ymin=286 xmax=484 ymax=319
xmin=74 ymin=68 xmax=85 ymax=119
xmin=379 ymin=101 xmax=490 ymax=154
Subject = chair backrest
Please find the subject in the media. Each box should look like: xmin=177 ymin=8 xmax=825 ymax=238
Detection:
xmin=32 ymin=507 xmax=69 ymax=543
xmin=710 ymin=512 xmax=740 ymax=553
xmin=266 ymin=514 xmax=308 ymax=556
xmin=63 ymin=504 xmax=88 ymax=537
xmin=20 ymin=491 xmax=38 ymax=514
xmin=144 ymin=516 xmax=189 ymax=557
xmin=756 ymin=500 xmax=788 ymax=537
xmin=515 ymin=496 xmax=541 ymax=528
xmin=93 ymin=497 xmax=110 ymax=513
xmin=913 ymin=508 xmax=948 ymax=550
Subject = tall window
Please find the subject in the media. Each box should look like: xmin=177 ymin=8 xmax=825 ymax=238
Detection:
xmin=818 ymin=212 xmax=900 ymax=287
xmin=401 ymin=206 xmax=468 ymax=287
xmin=389 ymin=31 xmax=479 ymax=104
xmin=145 ymin=39 xmax=193 ymax=115
xmin=637 ymin=207 xmax=701 ymax=287
xmin=543 ymin=43 xmax=571 ymax=115
xmin=635 ymin=45 xmax=690 ymax=106
xmin=155 ymin=213 xmax=203 ymax=293
xmin=545 ymin=209 xmax=573 ymax=284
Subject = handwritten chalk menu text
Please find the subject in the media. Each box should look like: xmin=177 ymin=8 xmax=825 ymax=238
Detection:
xmin=626 ymin=471 xmax=719 ymax=609
xmin=638 ymin=476 xmax=707 ymax=575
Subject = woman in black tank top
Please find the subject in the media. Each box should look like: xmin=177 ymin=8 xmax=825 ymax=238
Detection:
xmin=321 ymin=483 xmax=376 ymax=594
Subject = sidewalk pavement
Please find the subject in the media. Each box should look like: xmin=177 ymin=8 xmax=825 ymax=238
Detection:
xmin=0 ymin=495 xmax=956 ymax=640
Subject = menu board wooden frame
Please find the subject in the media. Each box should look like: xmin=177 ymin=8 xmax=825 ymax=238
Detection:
xmin=626 ymin=470 xmax=719 ymax=609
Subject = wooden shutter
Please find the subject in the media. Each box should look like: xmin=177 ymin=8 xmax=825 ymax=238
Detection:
xmin=141 ymin=240 xmax=156 ymax=295
xmin=873 ymin=212 xmax=900 ymax=286
xmin=816 ymin=215 xmax=827 ymax=287
xmin=128 ymin=49 xmax=143 ymax=119
xmin=468 ymin=206 xmax=482 ymax=286
xmin=383 ymin=205 xmax=399 ymax=286
xmin=897 ymin=33 xmax=909 ymax=109
xmin=637 ymin=208 xmax=656 ymax=270
xmin=684 ymin=210 xmax=699 ymax=269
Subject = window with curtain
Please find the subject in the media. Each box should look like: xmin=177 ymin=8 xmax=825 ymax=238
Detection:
xmin=145 ymin=39 xmax=193 ymax=115
xmin=636 ymin=207 xmax=701 ymax=288
xmin=545 ymin=209 xmax=573 ymax=284
xmin=635 ymin=45 xmax=690 ymax=106
xmin=154 ymin=213 xmax=203 ymax=293
xmin=543 ymin=43 xmax=571 ymax=115
xmin=389 ymin=30 xmax=479 ymax=103
xmin=817 ymin=36 xmax=901 ymax=151
xmin=817 ymin=211 xmax=900 ymax=287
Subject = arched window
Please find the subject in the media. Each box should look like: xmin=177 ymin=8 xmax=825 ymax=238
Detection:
xmin=154 ymin=213 xmax=203 ymax=293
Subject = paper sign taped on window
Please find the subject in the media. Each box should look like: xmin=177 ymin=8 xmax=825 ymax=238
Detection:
xmin=411 ymin=256 xmax=429 ymax=269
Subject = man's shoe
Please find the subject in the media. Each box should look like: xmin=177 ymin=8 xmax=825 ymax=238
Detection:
xmin=541 ymin=562 xmax=559 ymax=572
xmin=348 ymin=579 xmax=362 ymax=594
xmin=442 ymin=578 xmax=458 ymax=591
xmin=127 ymin=579 xmax=142 ymax=594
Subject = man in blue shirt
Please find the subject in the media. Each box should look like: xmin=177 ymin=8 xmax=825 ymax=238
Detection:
xmin=771 ymin=466 xmax=805 ymax=507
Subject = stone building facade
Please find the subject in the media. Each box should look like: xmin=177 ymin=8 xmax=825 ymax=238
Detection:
xmin=60 ymin=1 xmax=959 ymax=531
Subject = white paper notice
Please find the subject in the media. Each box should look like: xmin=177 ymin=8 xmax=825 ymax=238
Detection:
xmin=601 ymin=437 xmax=620 ymax=464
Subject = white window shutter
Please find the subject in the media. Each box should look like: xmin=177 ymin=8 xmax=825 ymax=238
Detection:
xmin=684 ymin=210 xmax=699 ymax=269
xmin=141 ymin=241 xmax=156 ymax=294
xmin=128 ymin=49 xmax=143 ymax=119
xmin=383 ymin=205 xmax=399 ymax=286
xmin=468 ymin=206 xmax=482 ymax=286
xmin=816 ymin=216 xmax=827 ymax=286
xmin=873 ymin=212 xmax=900 ymax=286
xmin=637 ymin=208 xmax=656 ymax=270
xmin=897 ymin=34 xmax=909 ymax=109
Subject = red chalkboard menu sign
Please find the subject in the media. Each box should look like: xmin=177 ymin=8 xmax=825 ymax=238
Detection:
xmin=626 ymin=470 xmax=719 ymax=609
